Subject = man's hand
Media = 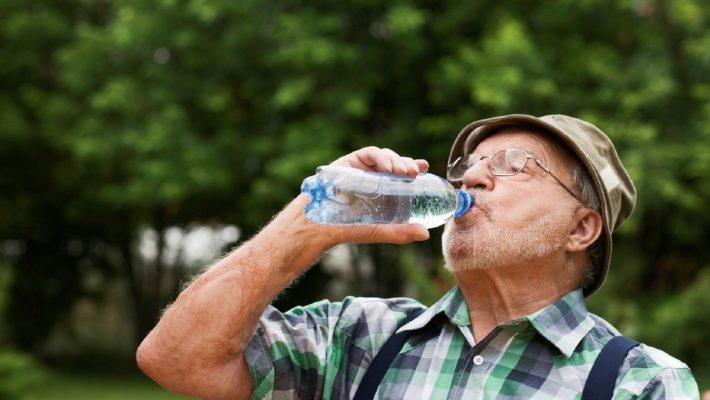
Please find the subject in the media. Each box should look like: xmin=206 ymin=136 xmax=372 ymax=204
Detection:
xmin=324 ymin=146 xmax=431 ymax=245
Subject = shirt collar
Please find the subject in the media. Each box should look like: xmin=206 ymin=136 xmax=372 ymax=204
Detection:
xmin=398 ymin=286 xmax=470 ymax=333
xmin=524 ymin=288 xmax=595 ymax=357
xmin=399 ymin=287 xmax=594 ymax=358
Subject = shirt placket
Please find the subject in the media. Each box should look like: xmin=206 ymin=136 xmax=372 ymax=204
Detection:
xmin=448 ymin=327 xmax=514 ymax=400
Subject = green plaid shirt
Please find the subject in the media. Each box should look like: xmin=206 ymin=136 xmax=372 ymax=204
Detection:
xmin=244 ymin=287 xmax=698 ymax=399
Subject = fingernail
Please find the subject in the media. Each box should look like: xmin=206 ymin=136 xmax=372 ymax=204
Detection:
xmin=417 ymin=232 xmax=430 ymax=241
xmin=415 ymin=226 xmax=430 ymax=240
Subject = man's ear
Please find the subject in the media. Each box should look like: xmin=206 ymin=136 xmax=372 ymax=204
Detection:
xmin=567 ymin=208 xmax=603 ymax=252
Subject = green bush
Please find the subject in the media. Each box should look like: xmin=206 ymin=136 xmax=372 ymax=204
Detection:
xmin=640 ymin=269 xmax=710 ymax=375
xmin=0 ymin=349 xmax=46 ymax=400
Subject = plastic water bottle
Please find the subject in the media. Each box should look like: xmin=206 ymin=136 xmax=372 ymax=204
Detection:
xmin=300 ymin=165 xmax=473 ymax=229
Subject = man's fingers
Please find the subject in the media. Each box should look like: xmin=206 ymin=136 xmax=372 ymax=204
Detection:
xmin=331 ymin=146 xmax=385 ymax=170
xmin=395 ymin=157 xmax=419 ymax=176
xmin=378 ymin=148 xmax=400 ymax=173
xmin=330 ymin=147 xmax=429 ymax=177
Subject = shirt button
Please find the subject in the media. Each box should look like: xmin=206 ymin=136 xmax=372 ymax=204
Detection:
xmin=473 ymin=355 xmax=484 ymax=366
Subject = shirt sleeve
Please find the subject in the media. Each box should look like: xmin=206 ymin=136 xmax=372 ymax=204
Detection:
xmin=242 ymin=296 xmax=424 ymax=400
xmin=243 ymin=299 xmax=345 ymax=399
xmin=613 ymin=343 xmax=700 ymax=400
xmin=635 ymin=367 xmax=700 ymax=400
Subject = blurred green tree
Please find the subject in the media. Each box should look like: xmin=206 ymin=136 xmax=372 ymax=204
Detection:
xmin=0 ymin=0 xmax=103 ymax=351
xmin=0 ymin=0 xmax=708 ymax=384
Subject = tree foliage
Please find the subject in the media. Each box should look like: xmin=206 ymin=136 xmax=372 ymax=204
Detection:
xmin=0 ymin=0 xmax=708 ymax=381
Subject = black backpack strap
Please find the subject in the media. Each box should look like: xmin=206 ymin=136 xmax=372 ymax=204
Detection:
xmin=353 ymin=308 xmax=426 ymax=400
xmin=582 ymin=335 xmax=640 ymax=400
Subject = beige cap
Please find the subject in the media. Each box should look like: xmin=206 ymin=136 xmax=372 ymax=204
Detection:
xmin=448 ymin=114 xmax=636 ymax=296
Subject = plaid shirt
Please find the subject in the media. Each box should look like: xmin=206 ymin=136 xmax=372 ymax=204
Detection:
xmin=244 ymin=287 xmax=698 ymax=399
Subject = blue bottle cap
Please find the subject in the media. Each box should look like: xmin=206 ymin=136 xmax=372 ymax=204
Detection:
xmin=454 ymin=190 xmax=474 ymax=218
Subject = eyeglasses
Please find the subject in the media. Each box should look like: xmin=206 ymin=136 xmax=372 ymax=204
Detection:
xmin=447 ymin=148 xmax=582 ymax=201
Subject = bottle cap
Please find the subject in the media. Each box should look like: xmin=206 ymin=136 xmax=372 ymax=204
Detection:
xmin=454 ymin=190 xmax=473 ymax=218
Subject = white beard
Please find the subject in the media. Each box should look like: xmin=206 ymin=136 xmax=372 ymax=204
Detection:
xmin=442 ymin=196 xmax=573 ymax=272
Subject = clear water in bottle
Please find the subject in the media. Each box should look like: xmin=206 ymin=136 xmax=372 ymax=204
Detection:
xmin=300 ymin=165 xmax=473 ymax=229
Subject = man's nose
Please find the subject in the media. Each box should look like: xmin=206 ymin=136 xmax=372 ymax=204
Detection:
xmin=461 ymin=159 xmax=494 ymax=191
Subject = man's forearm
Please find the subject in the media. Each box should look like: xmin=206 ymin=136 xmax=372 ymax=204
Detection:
xmin=136 ymin=148 xmax=430 ymax=398
xmin=136 ymin=195 xmax=334 ymax=395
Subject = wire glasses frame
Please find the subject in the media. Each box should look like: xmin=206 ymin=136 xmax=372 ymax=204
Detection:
xmin=447 ymin=148 xmax=582 ymax=202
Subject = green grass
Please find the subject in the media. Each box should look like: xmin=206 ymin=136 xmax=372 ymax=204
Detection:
xmin=24 ymin=370 xmax=194 ymax=400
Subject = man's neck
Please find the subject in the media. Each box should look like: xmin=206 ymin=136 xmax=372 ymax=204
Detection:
xmin=454 ymin=258 xmax=580 ymax=343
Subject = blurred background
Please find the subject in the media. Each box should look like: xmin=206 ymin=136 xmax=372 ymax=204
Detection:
xmin=1 ymin=0 xmax=709 ymax=398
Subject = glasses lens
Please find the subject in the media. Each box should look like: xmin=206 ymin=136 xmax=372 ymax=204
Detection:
xmin=447 ymin=154 xmax=482 ymax=181
xmin=447 ymin=156 xmax=467 ymax=181
xmin=491 ymin=149 xmax=528 ymax=175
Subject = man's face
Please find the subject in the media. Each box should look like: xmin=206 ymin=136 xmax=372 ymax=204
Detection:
xmin=442 ymin=129 xmax=580 ymax=272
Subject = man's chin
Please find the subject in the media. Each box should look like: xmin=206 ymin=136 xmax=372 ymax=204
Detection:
xmin=443 ymin=260 xmax=475 ymax=273
xmin=443 ymin=225 xmax=476 ymax=270
xmin=443 ymin=251 xmax=493 ymax=272
xmin=442 ymin=238 xmax=490 ymax=272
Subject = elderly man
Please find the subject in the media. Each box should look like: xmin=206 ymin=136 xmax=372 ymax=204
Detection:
xmin=137 ymin=114 xmax=699 ymax=399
